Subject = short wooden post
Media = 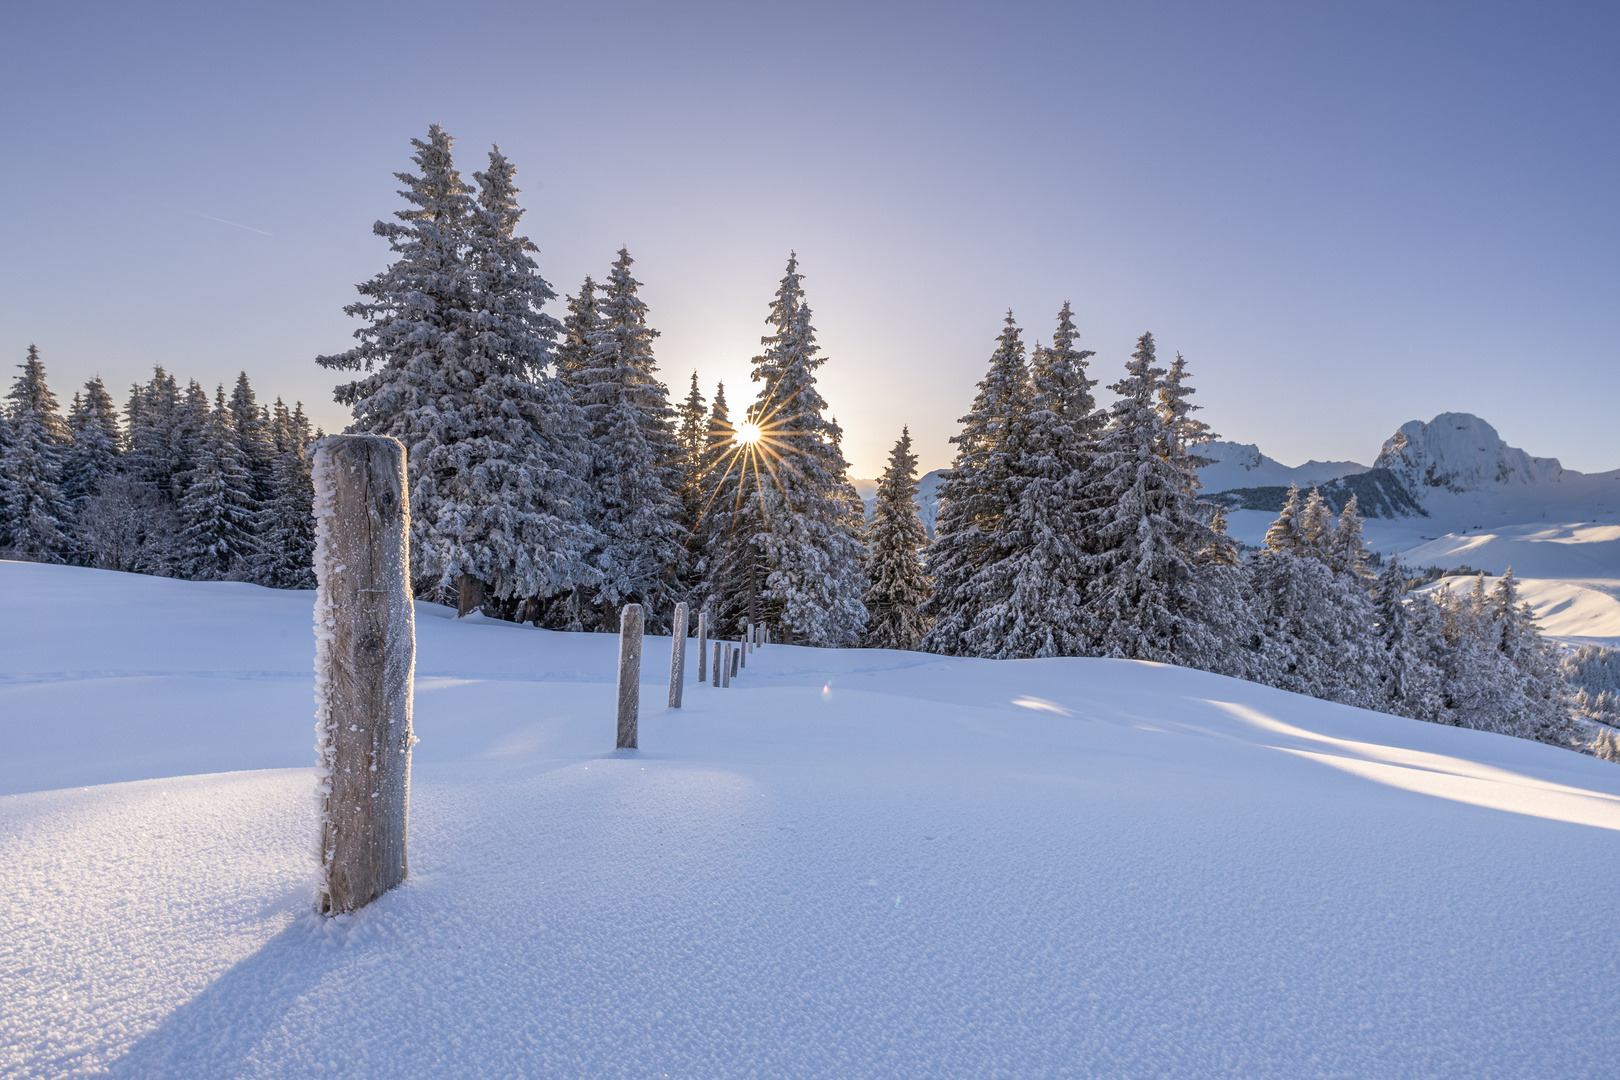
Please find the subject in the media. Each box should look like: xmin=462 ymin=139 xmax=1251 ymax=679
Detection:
xmin=617 ymin=604 xmax=643 ymax=749
xmin=740 ymin=625 xmax=748 ymax=668
xmin=313 ymin=435 xmax=415 ymax=916
xmin=668 ymin=602 xmax=688 ymax=708
xmin=731 ymin=643 xmax=740 ymax=679
xmin=697 ymin=611 xmax=708 ymax=683
xmin=722 ymin=643 xmax=732 ymax=687
xmin=712 ymin=641 xmax=721 ymax=686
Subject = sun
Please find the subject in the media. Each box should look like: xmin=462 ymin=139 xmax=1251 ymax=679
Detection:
xmin=734 ymin=420 xmax=763 ymax=446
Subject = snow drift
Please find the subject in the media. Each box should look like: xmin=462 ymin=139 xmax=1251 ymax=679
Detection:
xmin=4 ymin=561 xmax=1620 ymax=1078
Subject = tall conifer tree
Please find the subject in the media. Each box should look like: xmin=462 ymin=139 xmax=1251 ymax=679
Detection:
xmin=573 ymin=248 xmax=684 ymax=628
xmin=1 ymin=346 xmax=72 ymax=560
xmin=1076 ymin=333 xmax=1237 ymax=667
xmin=863 ymin=427 xmax=931 ymax=650
xmin=734 ymin=255 xmax=868 ymax=646
xmin=317 ymin=124 xmax=480 ymax=592
xmin=921 ymin=314 xmax=1031 ymax=655
xmin=177 ymin=386 xmax=259 ymax=579
xmin=62 ymin=376 xmax=122 ymax=506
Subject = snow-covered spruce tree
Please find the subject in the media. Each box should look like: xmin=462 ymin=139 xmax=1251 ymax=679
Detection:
xmin=177 ymin=386 xmax=259 ymax=580
xmin=675 ymin=373 xmax=709 ymax=520
xmin=689 ymin=381 xmax=752 ymax=632
xmin=1416 ymin=572 xmax=1574 ymax=745
xmin=1563 ymin=644 xmax=1620 ymax=735
xmin=412 ymin=147 xmax=599 ymax=616
xmin=228 ymin=372 xmax=276 ymax=504
xmin=1075 ymin=334 xmax=1242 ymax=670
xmin=862 ymin=427 xmax=932 ymax=650
xmin=960 ymin=305 xmax=1105 ymax=658
xmin=571 ymin=247 xmax=684 ymax=630
xmin=1296 ymin=488 xmax=1334 ymax=563
xmin=254 ymin=399 xmax=318 ymax=589
xmin=1486 ymin=568 xmax=1577 ymax=745
xmin=0 ymin=346 xmax=73 ymax=561
xmin=62 ymin=376 xmax=123 ymax=506
xmin=1263 ymin=484 xmax=1304 ymax=554
xmin=1370 ymin=554 xmax=1444 ymax=720
xmin=124 ymin=367 xmax=187 ymax=503
xmin=555 ymin=275 xmax=599 ymax=385
xmin=317 ymin=124 xmax=480 ymax=596
xmin=1326 ymin=494 xmax=1368 ymax=577
xmin=733 ymin=255 xmax=868 ymax=646
xmin=920 ymin=313 xmax=1031 ymax=655
xmin=1248 ymin=489 xmax=1381 ymax=703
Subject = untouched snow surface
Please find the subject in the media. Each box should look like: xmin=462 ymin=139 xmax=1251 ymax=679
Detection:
xmin=5 ymin=561 xmax=1620 ymax=1078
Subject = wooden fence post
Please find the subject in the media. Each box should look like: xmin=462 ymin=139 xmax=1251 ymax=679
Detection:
xmin=313 ymin=435 xmax=415 ymax=916
xmin=616 ymin=604 xmax=643 ymax=748
xmin=697 ymin=611 xmax=708 ymax=684
xmin=712 ymin=641 xmax=721 ymax=686
xmin=722 ymin=643 xmax=732 ymax=687
xmin=740 ymin=624 xmax=748 ymax=668
xmin=731 ymin=643 xmax=740 ymax=680
xmin=668 ymin=602 xmax=688 ymax=708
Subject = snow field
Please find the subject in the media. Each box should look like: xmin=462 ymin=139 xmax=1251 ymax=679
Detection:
xmin=4 ymin=561 xmax=1620 ymax=1077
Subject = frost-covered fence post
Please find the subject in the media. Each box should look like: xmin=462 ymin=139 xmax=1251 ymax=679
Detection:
xmin=712 ymin=641 xmax=721 ymax=687
xmin=616 ymin=604 xmax=643 ymax=749
xmin=668 ymin=602 xmax=688 ymax=708
xmin=731 ymin=643 xmax=740 ymax=680
xmin=697 ymin=611 xmax=708 ymax=684
xmin=722 ymin=643 xmax=732 ymax=687
xmin=740 ymin=626 xmax=748 ymax=669
xmin=312 ymin=435 xmax=415 ymax=916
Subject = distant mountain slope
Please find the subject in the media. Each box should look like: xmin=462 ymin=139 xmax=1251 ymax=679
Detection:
xmin=1211 ymin=467 xmax=1427 ymax=519
xmin=1196 ymin=441 xmax=1368 ymax=494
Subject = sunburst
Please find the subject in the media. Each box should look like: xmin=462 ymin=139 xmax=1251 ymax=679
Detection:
xmin=687 ymin=378 xmax=821 ymax=554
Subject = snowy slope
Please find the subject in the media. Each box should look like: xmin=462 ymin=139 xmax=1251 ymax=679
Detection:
xmin=5 ymin=562 xmax=1620 ymax=1078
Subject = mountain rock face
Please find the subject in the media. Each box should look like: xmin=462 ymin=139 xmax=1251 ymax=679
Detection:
xmin=1197 ymin=441 xmax=1367 ymax=495
xmin=1375 ymin=413 xmax=1562 ymax=492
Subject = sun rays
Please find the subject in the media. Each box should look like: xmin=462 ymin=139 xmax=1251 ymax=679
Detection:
xmin=686 ymin=380 xmax=819 ymax=554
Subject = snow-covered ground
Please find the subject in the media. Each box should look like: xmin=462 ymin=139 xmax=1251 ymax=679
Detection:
xmin=5 ymin=561 xmax=1620 ymax=1078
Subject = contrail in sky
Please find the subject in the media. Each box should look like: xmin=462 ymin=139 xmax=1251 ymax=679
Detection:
xmin=198 ymin=213 xmax=273 ymax=237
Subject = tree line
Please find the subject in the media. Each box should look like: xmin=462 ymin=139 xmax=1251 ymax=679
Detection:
xmin=0 ymin=347 xmax=316 ymax=586
xmin=4 ymin=122 xmax=1612 ymax=758
xmin=314 ymin=125 xmax=868 ymax=644
xmin=863 ymin=314 xmax=1609 ymax=756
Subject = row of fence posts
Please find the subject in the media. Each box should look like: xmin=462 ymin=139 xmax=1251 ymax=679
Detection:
xmin=613 ymin=601 xmax=767 ymax=750
xmin=311 ymin=435 xmax=775 ymax=914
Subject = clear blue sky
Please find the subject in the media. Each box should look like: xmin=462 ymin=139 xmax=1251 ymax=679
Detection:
xmin=4 ymin=1 xmax=1616 ymax=478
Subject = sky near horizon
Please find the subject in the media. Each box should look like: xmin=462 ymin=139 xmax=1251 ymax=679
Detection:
xmin=4 ymin=1 xmax=1617 ymax=479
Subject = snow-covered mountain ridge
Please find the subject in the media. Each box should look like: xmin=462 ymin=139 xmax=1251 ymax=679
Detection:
xmin=1376 ymin=412 xmax=1565 ymax=492
xmin=1197 ymin=441 xmax=1369 ymax=494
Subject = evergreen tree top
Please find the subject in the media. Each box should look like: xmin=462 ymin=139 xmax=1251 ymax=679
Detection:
xmin=8 ymin=345 xmax=67 ymax=439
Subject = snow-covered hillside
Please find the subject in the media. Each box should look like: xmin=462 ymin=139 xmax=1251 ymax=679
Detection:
xmin=1196 ymin=440 xmax=1368 ymax=493
xmin=5 ymin=561 xmax=1620 ymax=1078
